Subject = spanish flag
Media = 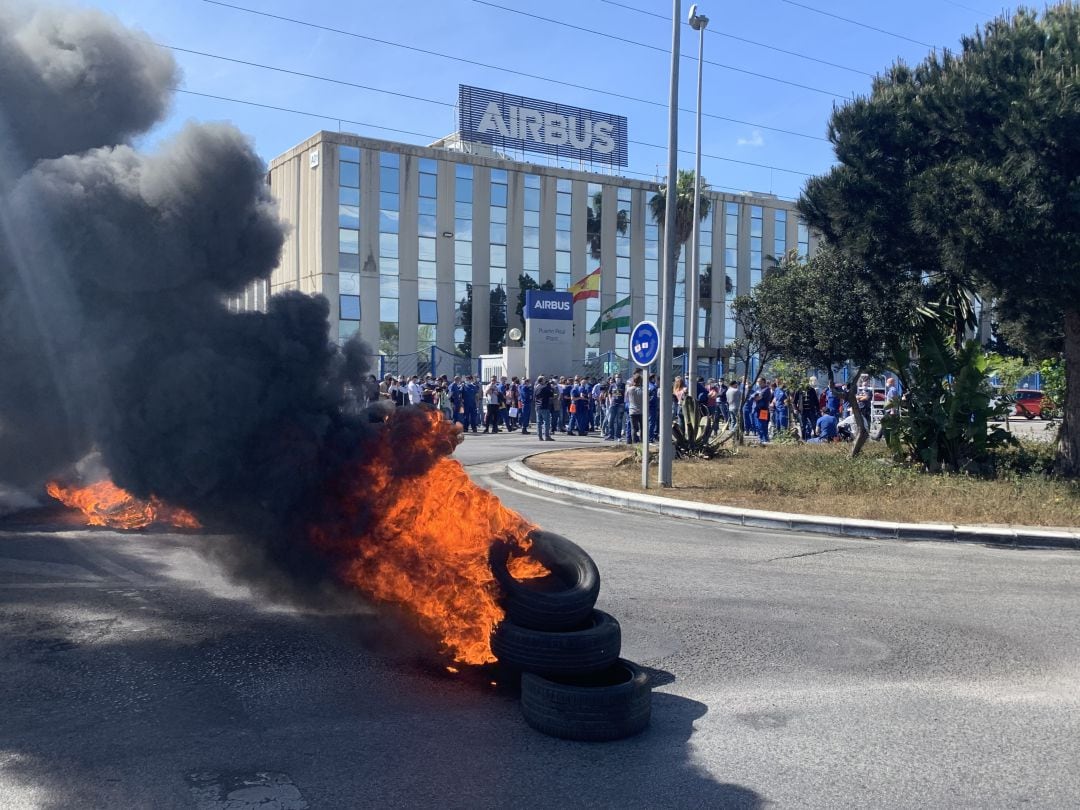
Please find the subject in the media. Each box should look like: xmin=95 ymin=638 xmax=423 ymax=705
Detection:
xmin=567 ymin=268 xmax=601 ymax=303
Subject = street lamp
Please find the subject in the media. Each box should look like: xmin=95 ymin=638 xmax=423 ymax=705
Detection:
xmin=658 ymin=1 xmax=682 ymax=488
xmin=687 ymin=4 xmax=708 ymax=390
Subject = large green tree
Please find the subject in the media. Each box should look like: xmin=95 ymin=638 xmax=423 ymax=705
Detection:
xmin=800 ymin=4 xmax=1080 ymax=475
xmin=752 ymin=245 xmax=919 ymax=455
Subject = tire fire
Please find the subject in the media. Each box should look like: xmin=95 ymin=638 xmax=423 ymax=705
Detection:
xmin=312 ymin=409 xmax=547 ymax=666
xmin=45 ymin=480 xmax=201 ymax=530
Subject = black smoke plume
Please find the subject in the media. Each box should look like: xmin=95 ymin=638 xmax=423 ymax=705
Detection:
xmin=0 ymin=3 xmax=396 ymax=597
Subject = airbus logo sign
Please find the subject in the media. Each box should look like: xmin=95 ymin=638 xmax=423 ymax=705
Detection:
xmin=533 ymin=299 xmax=571 ymax=311
xmin=460 ymin=85 xmax=628 ymax=168
xmin=525 ymin=290 xmax=574 ymax=321
xmin=476 ymin=102 xmax=616 ymax=154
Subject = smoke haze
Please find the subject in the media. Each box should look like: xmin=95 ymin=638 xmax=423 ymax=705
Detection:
xmin=0 ymin=2 xmax=394 ymax=597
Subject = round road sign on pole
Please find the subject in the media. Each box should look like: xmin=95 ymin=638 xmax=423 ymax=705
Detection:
xmin=631 ymin=320 xmax=659 ymax=490
xmin=630 ymin=320 xmax=660 ymax=368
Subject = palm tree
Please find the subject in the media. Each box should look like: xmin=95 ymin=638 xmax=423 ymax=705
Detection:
xmin=650 ymin=170 xmax=712 ymax=351
xmin=586 ymin=190 xmax=629 ymax=261
xmin=697 ymin=263 xmax=732 ymax=347
xmin=648 ymin=169 xmax=711 ymax=258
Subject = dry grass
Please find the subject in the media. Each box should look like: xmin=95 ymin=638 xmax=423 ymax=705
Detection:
xmin=525 ymin=443 xmax=1080 ymax=530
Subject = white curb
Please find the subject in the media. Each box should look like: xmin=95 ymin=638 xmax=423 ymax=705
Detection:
xmin=506 ymin=456 xmax=1080 ymax=550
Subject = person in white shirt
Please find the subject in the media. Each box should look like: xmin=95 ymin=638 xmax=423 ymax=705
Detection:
xmin=406 ymin=375 xmax=422 ymax=405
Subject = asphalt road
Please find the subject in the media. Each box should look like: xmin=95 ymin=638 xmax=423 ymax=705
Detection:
xmin=1 ymin=431 xmax=1078 ymax=808
xmin=989 ymin=416 xmax=1060 ymax=443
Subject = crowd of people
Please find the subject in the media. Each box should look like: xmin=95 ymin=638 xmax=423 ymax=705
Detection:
xmin=376 ymin=372 xmax=659 ymax=443
xmin=373 ymin=371 xmax=900 ymax=446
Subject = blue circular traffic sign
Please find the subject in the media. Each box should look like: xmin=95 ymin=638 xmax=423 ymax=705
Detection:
xmin=630 ymin=320 xmax=660 ymax=367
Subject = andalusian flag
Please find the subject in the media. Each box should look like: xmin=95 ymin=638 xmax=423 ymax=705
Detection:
xmin=590 ymin=296 xmax=632 ymax=334
xmin=567 ymin=268 xmax=601 ymax=303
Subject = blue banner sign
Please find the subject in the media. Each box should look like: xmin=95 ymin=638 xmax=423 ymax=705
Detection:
xmin=459 ymin=85 xmax=628 ymax=168
xmin=525 ymin=290 xmax=574 ymax=321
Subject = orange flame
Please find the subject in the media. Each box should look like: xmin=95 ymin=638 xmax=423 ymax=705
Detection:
xmin=46 ymin=480 xmax=201 ymax=530
xmin=313 ymin=409 xmax=549 ymax=666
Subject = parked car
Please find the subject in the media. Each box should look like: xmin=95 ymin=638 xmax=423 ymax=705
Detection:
xmin=1014 ymin=389 xmax=1054 ymax=420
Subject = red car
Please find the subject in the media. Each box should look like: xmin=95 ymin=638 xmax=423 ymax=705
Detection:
xmin=1014 ymin=389 xmax=1053 ymax=419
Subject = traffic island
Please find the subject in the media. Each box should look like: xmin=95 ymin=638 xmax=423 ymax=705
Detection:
xmin=510 ymin=445 xmax=1080 ymax=549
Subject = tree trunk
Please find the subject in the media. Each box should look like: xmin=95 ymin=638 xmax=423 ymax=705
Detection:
xmin=736 ymin=366 xmax=749 ymax=445
xmin=1058 ymin=310 xmax=1080 ymax=477
xmin=846 ymin=367 xmax=869 ymax=459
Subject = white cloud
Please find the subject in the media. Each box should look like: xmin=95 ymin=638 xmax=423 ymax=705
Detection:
xmin=736 ymin=130 xmax=765 ymax=148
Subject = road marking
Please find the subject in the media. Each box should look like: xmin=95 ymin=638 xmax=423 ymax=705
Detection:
xmin=476 ymin=473 xmax=622 ymax=517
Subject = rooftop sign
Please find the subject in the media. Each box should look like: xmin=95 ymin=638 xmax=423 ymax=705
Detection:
xmin=459 ymin=85 xmax=628 ymax=168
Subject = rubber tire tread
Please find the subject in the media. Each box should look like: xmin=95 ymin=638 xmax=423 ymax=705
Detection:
xmin=490 ymin=530 xmax=600 ymax=631
xmin=520 ymin=658 xmax=651 ymax=742
xmin=491 ymin=610 xmax=621 ymax=677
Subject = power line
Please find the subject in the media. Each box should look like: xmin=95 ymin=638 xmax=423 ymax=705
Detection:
xmin=632 ymin=138 xmax=811 ymax=176
xmin=470 ymin=0 xmax=853 ymax=99
xmin=160 ymin=42 xmax=817 ymax=178
xmin=159 ymin=42 xmax=455 ymax=108
xmin=778 ymin=0 xmax=939 ymax=50
xmin=175 ymin=88 xmax=443 ymax=141
xmin=201 ymin=0 xmax=828 ymax=142
xmin=599 ymin=0 xmax=874 ymax=77
xmin=173 ymin=86 xmax=805 ymax=193
xmin=942 ymin=0 xmax=995 ymax=16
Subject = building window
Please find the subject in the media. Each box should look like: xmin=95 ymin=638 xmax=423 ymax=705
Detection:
xmin=418 ymin=158 xmax=439 ymax=346
xmin=556 ymin=178 xmax=572 ymax=291
xmin=336 ymin=145 xmax=362 ymax=343
xmin=774 ymin=208 xmax=787 ymax=261
xmin=418 ymin=158 xmax=437 ymax=240
xmin=491 ymin=170 xmax=509 ymax=289
xmin=797 ymin=219 xmax=809 ymax=260
xmin=338 ymin=147 xmax=361 ymax=279
xmin=645 ymin=209 xmax=659 ymax=322
xmin=750 ymin=205 xmax=763 ymax=288
xmin=339 ymin=228 xmax=358 ymax=255
xmin=455 ymin=166 xmax=474 ymax=355
xmin=418 ymin=300 xmax=438 ymax=324
xmin=585 ymin=182 xmax=603 ymax=356
xmin=698 ymin=204 xmax=713 ymax=349
xmin=724 ymin=202 xmax=739 ymax=346
xmin=340 ymin=295 xmax=361 ymax=320
xmin=339 ymin=161 xmax=359 ymax=188
xmin=523 ymin=174 xmax=541 ymax=287
xmin=615 ymin=187 xmax=632 ymax=337
xmin=379 ymin=152 xmax=400 ymax=359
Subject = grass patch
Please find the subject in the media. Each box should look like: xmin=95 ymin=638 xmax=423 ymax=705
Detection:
xmin=525 ymin=442 xmax=1080 ymax=529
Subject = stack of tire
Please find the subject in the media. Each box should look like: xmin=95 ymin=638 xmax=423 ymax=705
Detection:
xmin=489 ymin=530 xmax=651 ymax=741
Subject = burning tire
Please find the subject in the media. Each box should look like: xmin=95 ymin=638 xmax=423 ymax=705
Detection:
xmin=491 ymin=610 xmax=621 ymax=677
xmin=490 ymin=530 xmax=600 ymax=631
xmin=520 ymin=658 xmax=651 ymax=741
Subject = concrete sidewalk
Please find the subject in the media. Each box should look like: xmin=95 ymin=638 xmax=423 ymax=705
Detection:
xmin=507 ymin=454 xmax=1080 ymax=550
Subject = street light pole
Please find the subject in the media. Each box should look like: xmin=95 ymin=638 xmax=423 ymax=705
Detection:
xmin=687 ymin=5 xmax=708 ymax=388
xmin=658 ymin=0 xmax=681 ymax=488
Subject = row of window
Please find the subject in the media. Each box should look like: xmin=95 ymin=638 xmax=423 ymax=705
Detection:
xmin=332 ymin=146 xmax=807 ymax=354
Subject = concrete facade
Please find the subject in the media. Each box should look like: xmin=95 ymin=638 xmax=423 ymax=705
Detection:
xmin=264 ymin=130 xmax=818 ymax=376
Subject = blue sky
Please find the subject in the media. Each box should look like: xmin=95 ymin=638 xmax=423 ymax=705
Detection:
xmin=83 ymin=0 xmax=1018 ymax=200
